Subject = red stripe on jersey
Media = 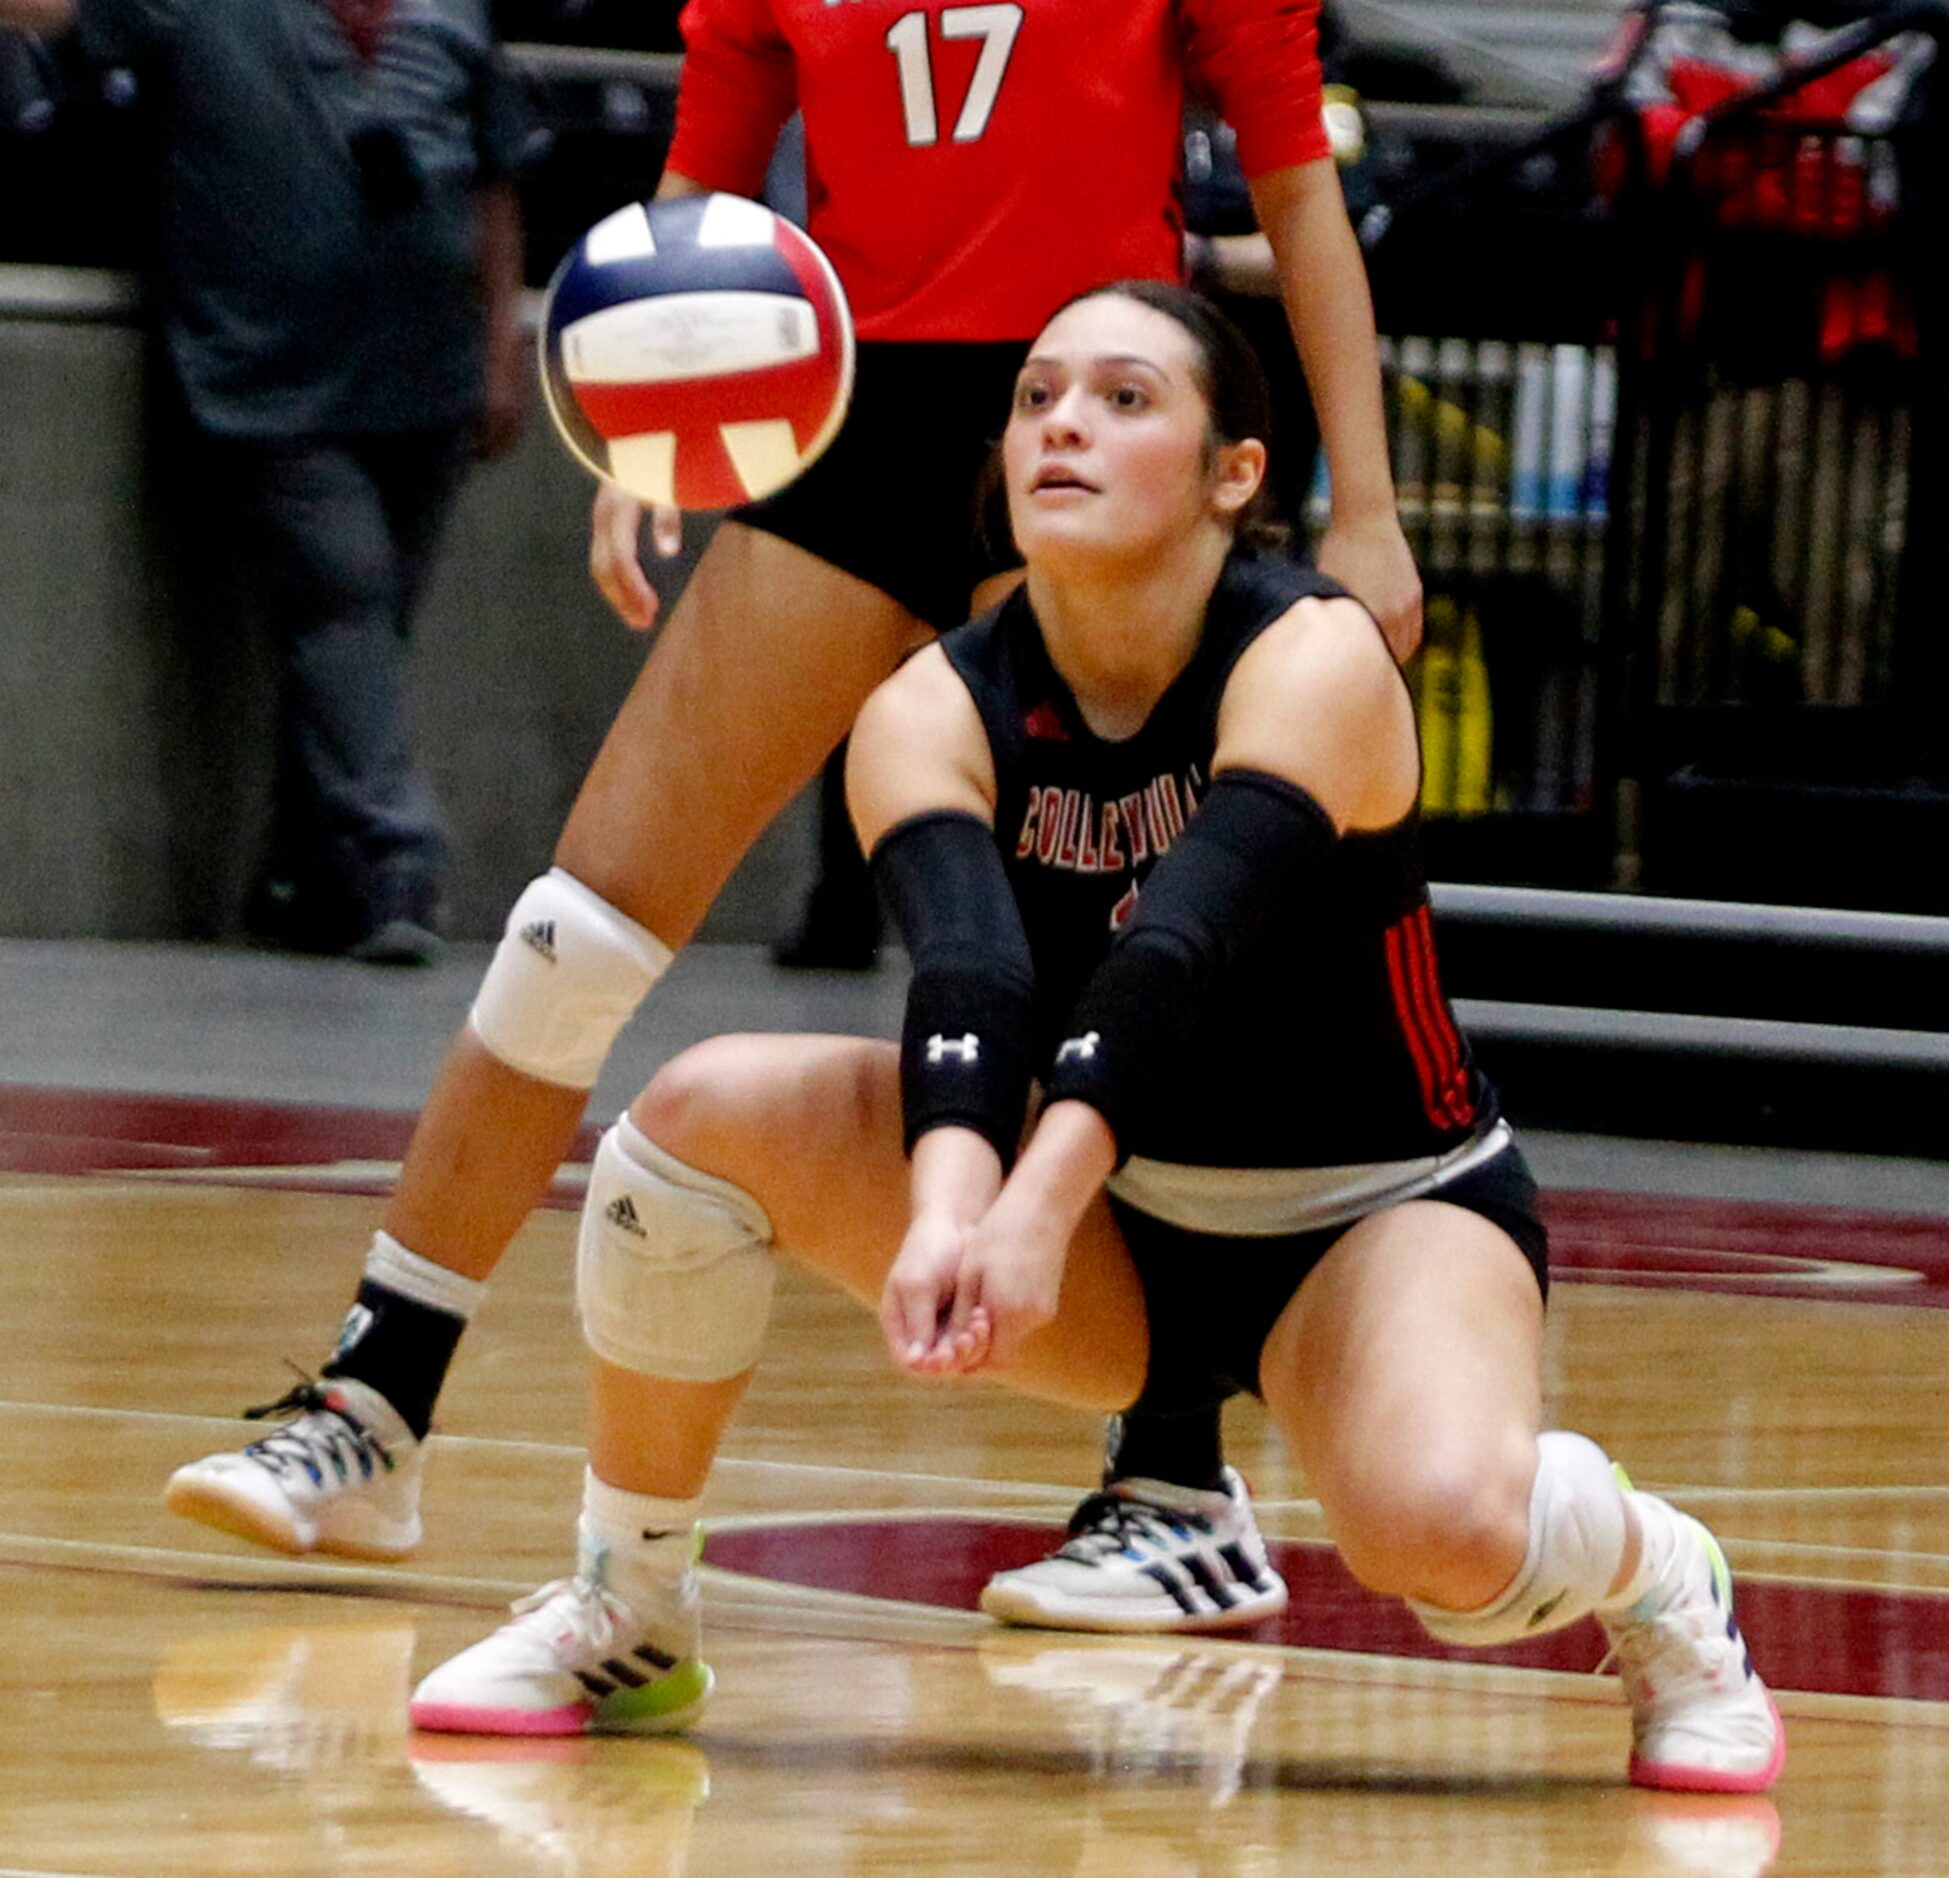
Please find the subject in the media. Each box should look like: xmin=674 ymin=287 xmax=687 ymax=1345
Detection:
xmin=1402 ymin=908 xmax=1475 ymax=1129
xmin=571 ymin=350 xmax=838 ymax=452
xmin=1384 ymin=922 xmax=1445 ymax=1128
xmin=1415 ymin=907 xmax=1471 ymax=1084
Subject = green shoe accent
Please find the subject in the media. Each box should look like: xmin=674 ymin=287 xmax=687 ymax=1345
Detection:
xmin=1693 ymin=1519 xmax=1735 ymax=1608
xmin=1611 ymin=1462 xmax=1634 ymax=1492
xmin=593 ymin=1656 xmax=714 ymax=1735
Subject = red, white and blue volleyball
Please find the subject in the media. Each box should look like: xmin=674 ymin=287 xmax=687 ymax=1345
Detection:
xmin=540 ymin=193 xmax=854 ymax=511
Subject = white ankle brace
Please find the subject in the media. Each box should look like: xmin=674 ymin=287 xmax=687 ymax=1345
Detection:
xmin=1410 ymin=1430 xmax=1628 ymax=1647
xmin=365 ymin=1231 xmax=489 ymax=1320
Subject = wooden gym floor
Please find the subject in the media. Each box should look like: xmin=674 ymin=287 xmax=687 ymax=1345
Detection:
xmin=3 ymin=938 xmax=1948 ymax=1876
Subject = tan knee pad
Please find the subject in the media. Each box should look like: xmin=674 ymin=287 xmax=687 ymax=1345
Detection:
xmin=469 ymin=869 xmax=673 ymax=1089
xmin=576 ymin=1113 xmax=777 ymax=1381
xmin=1409 ymin=1430 xmax=1628 ymax=1647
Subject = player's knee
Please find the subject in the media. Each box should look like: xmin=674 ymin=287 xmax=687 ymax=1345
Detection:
xmin=637 ymin=1033 xmax=891 ymax=1178
xmin=468 ymin=869 xmax=673 ymax=1088
xmin=1329 ymin=1441 xmax=1532 ymax=1606
xmin=1408 ymin=1431 xmax=1628 ymax=1647
xmin=576 ymin=1111 xmax=777 ymax=1381
xmin=631 ymin=1034 xmax=749 ymax=1133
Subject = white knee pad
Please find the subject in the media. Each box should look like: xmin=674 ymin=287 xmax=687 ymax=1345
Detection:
xmin=576 ymin=1113 xmax=777 ymax=1382
xmin=469 ymin=869 xmax=672 ymax=1089
xmin=1409 ymin=1430 xmax=1628 ymax=1647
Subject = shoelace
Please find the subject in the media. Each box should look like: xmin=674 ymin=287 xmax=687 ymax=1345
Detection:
xmin=1058 ymin=1490 xmax=1211 ymax=1563
xmin=240 ymin=1377 xmax=393 ymax=1485
xmin=507 ymin=1576 xmax=633 ymax=1658
xmin=1596 ymin=1597 xmax=1736 ymax=1707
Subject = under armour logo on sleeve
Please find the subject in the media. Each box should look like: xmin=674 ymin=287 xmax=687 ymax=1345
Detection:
xmin=1055 ymin=1031 xmax=1100 ymax=1064
xmin=926 ymin=1033 xmax=981 ymax=1066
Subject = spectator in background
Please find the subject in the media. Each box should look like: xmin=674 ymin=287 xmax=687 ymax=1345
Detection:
xmin=0 ymin=0 xmax=541 ymax=963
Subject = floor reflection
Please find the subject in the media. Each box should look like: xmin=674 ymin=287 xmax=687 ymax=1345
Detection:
xmin=979 ymin=1633 xmax=1283 ymax=1808
xmin=408 ymin=1731 xmax=709 ymax=1877
xmin=152 ymin=1620 xmax=414 ymax=1774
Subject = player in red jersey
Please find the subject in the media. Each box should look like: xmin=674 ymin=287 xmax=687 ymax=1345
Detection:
xmin=667 ymin=0 xmax=1323 ymax=341
xmin=168 ymin=0 xmax=1421 ymax=1630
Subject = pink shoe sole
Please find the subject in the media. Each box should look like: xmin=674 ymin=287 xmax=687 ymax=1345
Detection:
xmin=1629 ymin=1697 xmax=1786 ymax=1794
xmin=409 ymin=1700 xmax=589 ymax=1737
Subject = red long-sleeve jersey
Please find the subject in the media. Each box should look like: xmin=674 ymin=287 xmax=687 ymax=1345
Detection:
xmin=667 ymin=0 xmax=1329 ymax=342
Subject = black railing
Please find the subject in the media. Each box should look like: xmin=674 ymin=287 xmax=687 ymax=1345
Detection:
xmin=1364 ymin=0 xmax=1949 ymax=912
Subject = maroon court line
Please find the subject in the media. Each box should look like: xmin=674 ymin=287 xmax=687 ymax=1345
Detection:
xmin=4 ymin=1083 xmax=1945 ymax=1304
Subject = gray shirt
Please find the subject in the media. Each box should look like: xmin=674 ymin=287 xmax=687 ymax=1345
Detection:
xmin=77 ymin=0 xmax=540 ymax=434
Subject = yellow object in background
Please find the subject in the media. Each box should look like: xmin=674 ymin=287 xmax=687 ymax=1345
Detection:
xmin=1414 ymin=596 xmax=1494 ymax=818
xmin=1391 ymin=370 xmax=1509 ymax=514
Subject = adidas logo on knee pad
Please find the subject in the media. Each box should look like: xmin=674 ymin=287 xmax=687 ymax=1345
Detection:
xmin=578 ymin=1117 xmax=777 ymax=1382
xmin=470 ymin=871 xmax=672 ymax=1089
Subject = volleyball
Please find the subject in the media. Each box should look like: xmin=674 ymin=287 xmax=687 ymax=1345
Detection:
xmin=540 ymin=193 xmax=855 ymax=511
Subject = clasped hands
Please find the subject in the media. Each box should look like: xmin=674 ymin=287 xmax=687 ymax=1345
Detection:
xmin=880 ymin=1202 xmax=1069 ymax=1380
xmin=879 ymin=1104 xmax=1117 ymax=1380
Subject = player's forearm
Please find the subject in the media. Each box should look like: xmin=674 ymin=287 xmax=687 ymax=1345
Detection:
xmin=1252 ymin=159 xmax=1398 ymax=524
xmin=994 ymin=1100 xmax=1117 ymax=1244
xmin=909 ymin=1125 xmax=1006 ymax=1228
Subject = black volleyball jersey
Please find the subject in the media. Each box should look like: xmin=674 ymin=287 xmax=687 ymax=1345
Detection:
xmin=936 ymin=549 xmax=1492 ymax=1170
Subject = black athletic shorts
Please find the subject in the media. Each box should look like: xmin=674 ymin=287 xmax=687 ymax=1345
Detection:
xmin=1110 ymin=1137 xmax=1551 ymax=1416
xmin=732 ymin=340 xmax=1027 ymax=631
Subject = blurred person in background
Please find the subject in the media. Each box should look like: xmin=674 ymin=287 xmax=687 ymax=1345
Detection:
xmin=0 ymin=0 xmax=541 ymax=962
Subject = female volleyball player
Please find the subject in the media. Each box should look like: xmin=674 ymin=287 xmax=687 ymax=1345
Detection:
xmin=407 ymin=283 xmax=1782 ymax=1794
xmin=167 ymin=0 xmax=1414 ymax=1628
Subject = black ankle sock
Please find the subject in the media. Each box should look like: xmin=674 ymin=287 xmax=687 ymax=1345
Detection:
xmin=1103 ymin=1404 xmax=1227 ymax=1493
xmin=321 ymin=1280 xmax=464 ymax=1441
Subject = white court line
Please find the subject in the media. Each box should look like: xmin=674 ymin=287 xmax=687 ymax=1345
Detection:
xmin=0 ymin=1527 xmax=1009 ymax=1643
xmin=0 ymin=1530 xmax=1694 ymax=1710
xmin=0 ymin=1530 xmax=530 ymax=1602
xmin=13 ymin=1394 xmax=1949 ymax=1514
xmin=1718 ymin=1535 xmax=1949 ymax=1569
xmin=10 ymin=1529 xmax=1949 ymax=1722
xmin=1642 ymin=1482 xmax=1949 ymax=1502
xmin=0 ymin=1524 xmax=1605 ymax=1713
xmin=0 ymin=1397 xmax=1086 ymax=1502
xmin=10 ymin=1397 xmax=1949 ymax=1566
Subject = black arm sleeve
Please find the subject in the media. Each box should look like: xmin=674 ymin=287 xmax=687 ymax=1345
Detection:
xmin=1040 ymin=767 xmax=1337 ymax=1157
xmin=870 ymin=810 xmax=1038 ymax=1162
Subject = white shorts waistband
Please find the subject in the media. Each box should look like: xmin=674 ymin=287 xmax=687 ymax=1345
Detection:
xmin=1106 ymin=1120 xmax=1516 ymax=1239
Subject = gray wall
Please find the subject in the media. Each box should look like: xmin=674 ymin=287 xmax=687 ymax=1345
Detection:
xmin=0 ymin=279 xmax=815 ymax=944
